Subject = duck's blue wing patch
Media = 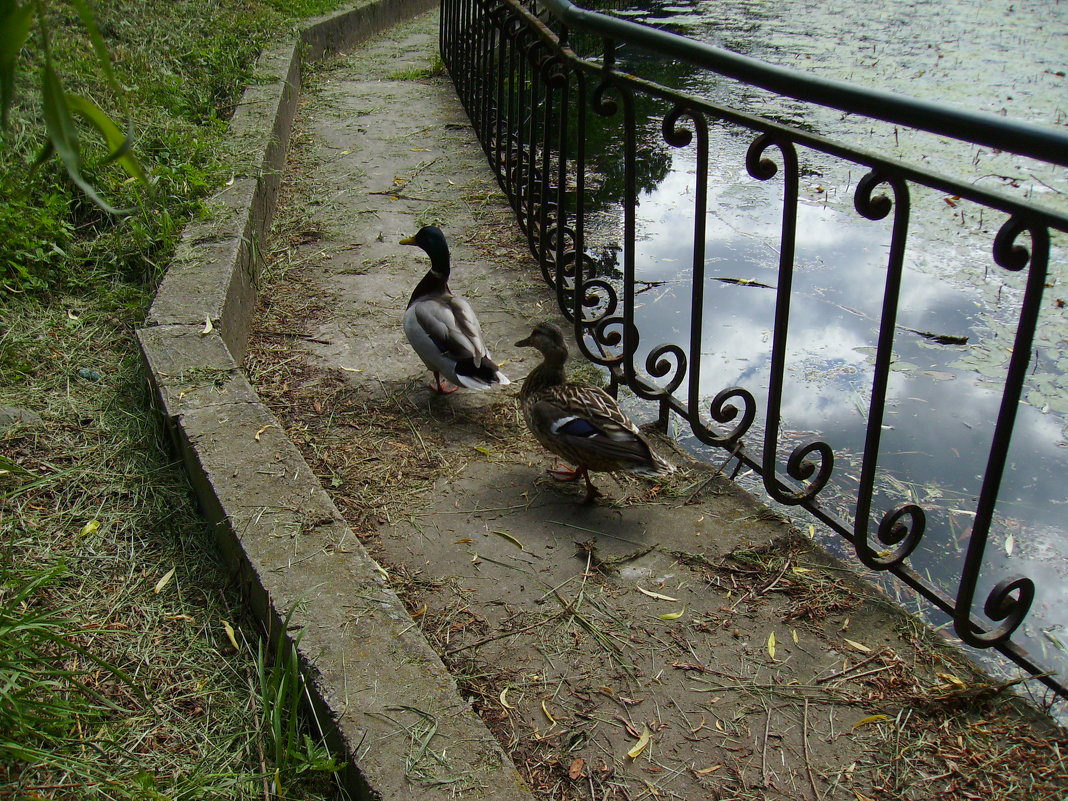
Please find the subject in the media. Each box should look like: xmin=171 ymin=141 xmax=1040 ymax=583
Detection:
xmin=556 ymin=417 xmax=600 ymax=438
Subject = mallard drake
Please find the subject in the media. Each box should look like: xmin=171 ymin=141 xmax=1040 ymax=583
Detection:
xmin=400 ymin=226 xmax=510 ymax=394
xmin=515 ymin=322 xmax=674 ymax=503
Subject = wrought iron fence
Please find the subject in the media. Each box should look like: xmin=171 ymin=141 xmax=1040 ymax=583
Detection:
xmin=439 ymin=0 xmax=1068 ymax=698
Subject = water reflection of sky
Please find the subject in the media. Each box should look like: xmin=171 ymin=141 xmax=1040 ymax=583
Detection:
xmin=594 ymin=127 xmax=1068 ymax=683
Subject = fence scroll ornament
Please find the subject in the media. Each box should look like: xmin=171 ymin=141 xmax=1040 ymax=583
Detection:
xmin=439 ymin=0 xmax=1068 ymax=699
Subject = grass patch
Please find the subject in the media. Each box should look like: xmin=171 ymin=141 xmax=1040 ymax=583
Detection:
xmin=2 ymin=0 xmax=349 ymax=295
xmin=387 ymin=55 xmax=446 ymax=81
xmin=1 ymin=0 xmax=356 ymax=797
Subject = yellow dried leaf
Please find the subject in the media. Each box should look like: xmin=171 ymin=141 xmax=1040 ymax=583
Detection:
xmin=254 ymin=424 xmax=274 ymax=441
xmin=541 ymin=699 xmax=556 ymax=724
xmin=694 ymin=765 xmax=722 ymax=776
xmin=844 ymin=638 xmax=872 ymax=653
xmin=200 ymin=315 xmax=213 ymax=335
xmin=792 ymin=629 xmax=799 ymax=644
xmin=768 ymin=632 xmax=777 ymax=659
xmin=453 ymin=537 xmax=472 ymax=543
xmin=492 ymin=530 xmax=524 ymax=550
xmin=792 ymin=566 xmax=813 ymax=574
xmin=339 ymin=366 xmax=363 ymax=373
xmin=499 ymin=686 xmax=515 ymax=709
xmin=79 ymin=519 xmax=101 ymax=537
xmin=626 ymin=725 xmax=651 ymax=759
xmin=657 ymin=607 xmax=686 ymax=620
xmin=937 ymin=672 xmax=967 ymax=689
xmin=851 ymin=714 xmax=890 ymax=730
xmin=221 ymin=620 xmax=239 ymax=651
xmin=153 ymin=567 xmax=176 ymax=594
xmin=409 ymin=603 xmax=427 ymax=618
xmin=637 ymin=586 xmax=679 ymax=602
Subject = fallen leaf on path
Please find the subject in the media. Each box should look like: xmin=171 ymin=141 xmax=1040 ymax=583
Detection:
xmin=492 ymin=530 xmax=524 ymax=550
xmin=852 ymin=714 xmax=890 ymax=730
xmin=541 ymin=699 xmax=556 ymax=724
xmin=657 ymin=607 xmax=685 ymax=620
xmin=499 ymin=686 xmax=515 ymax=709
xmin=627 ymin=725 xmax=651 ymax=759
xmin=937 ymin=672 xmax=967 ymax=689
xmin=637 ymin=586 xmax=679 ymax=602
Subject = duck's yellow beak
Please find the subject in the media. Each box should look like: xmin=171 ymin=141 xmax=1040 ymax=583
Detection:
xmin=399 ymin=234 xmax=417 ymax=245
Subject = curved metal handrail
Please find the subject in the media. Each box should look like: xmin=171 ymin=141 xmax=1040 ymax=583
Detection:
xmin=540 ymin=0 xmax=1068 ymax=168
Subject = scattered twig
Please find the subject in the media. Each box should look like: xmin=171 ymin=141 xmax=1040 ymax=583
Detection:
xmin=760 ymin=700 xmax=771 ymax=787
xmin=803 ymin=698 xmax=822 ymax=801
xmin=814 ymin=649 xmax=886 ymax=685
xmin=757 ymin=558 xmax=792 ymax=595
xmin=549 ymin=519 xmax=648 ymax=547
xmin=257 ymin=329 xmax=332 ymax=344
xmin=446 ymin=616 xmax=556 ymax=655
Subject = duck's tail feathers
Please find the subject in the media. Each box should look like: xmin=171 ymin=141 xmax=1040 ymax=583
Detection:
xmin=628 ymin=454 xmax=675 ymax=477
xmin=454 ymin=360 xmax=510 ymax=390
xmin=454 ymin=370 xmax=510 ymax=390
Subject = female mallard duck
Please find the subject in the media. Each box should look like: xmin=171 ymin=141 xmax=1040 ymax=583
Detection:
xmin=515 ymin=322 xmax=674 ymax=503
xmin=400 ymin=226 xmax=509 ymax=394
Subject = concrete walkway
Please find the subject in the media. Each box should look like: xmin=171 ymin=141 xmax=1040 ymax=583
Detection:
xmin=139 ymin=4 xmax=1064 ymax=800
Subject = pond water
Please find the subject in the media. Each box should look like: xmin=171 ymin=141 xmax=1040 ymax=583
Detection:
xmin=581 ymin=0 xmax=1068 ymax=695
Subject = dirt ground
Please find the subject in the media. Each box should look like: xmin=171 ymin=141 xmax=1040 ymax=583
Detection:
xmin=243 ymin=9 xmax=1068 ymax=801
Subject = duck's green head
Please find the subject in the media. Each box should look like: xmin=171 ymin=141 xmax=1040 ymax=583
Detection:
xmin=400 ymin=225 xmax=450 ymax=271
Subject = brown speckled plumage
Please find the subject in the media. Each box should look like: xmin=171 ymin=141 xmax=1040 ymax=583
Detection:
xmin=515 ymin=322 xmax=673 ymax=502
